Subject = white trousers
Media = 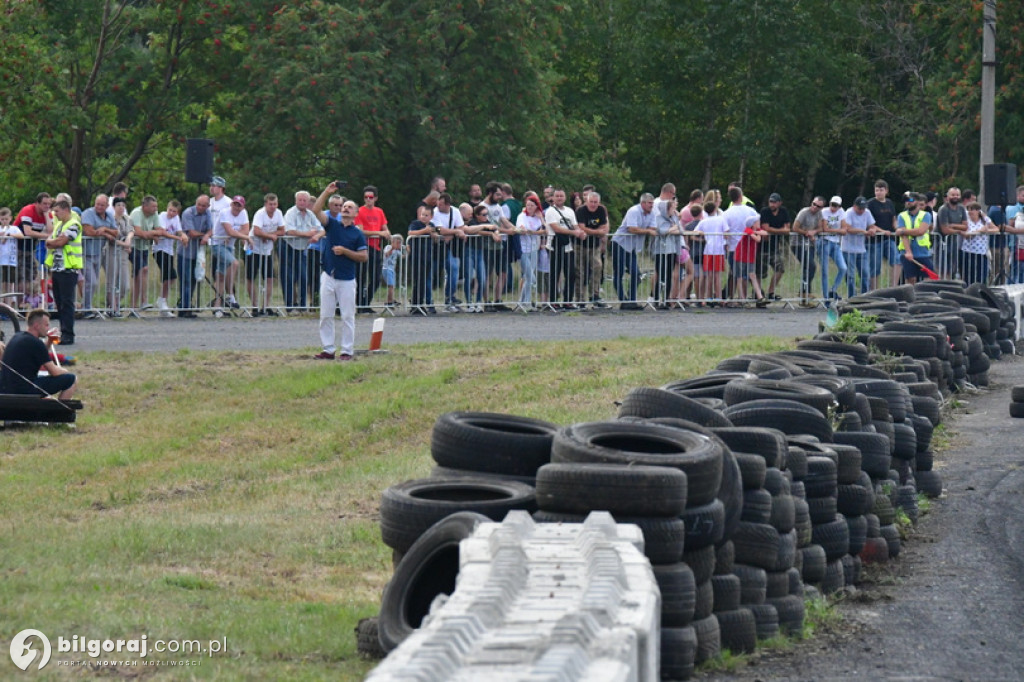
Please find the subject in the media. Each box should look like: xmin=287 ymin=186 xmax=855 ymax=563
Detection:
xmin=319 ymin=273 xmax=356 ymax=355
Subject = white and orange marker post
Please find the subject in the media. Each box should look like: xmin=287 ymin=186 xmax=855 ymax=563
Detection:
xmin=369 ymin=317 xmax=386 ymax=352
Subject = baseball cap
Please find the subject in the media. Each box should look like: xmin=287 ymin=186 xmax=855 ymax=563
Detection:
xmin=829 ymin=195 xmax=843 ymax=206
xmin=854 ymin=196 xmax=868 ymax=208
xmin=231 ymin=195 xmax=245 ymax=207
xmin=768 ymin=192 xmax=782 ymax=203
xmin=210 ymin=175 xmax=227 ymax=188
xmin=905 ymin=192 xmax=919 ymax=203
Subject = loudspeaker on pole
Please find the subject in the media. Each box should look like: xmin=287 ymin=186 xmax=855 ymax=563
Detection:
xmin=185 ymin=138 xmax=215 ymax=184
xmin=983 ymin=163 xmax=1017 ymax=206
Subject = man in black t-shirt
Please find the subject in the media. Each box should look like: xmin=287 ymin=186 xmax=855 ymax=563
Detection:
xmin=758 ymin=193 xmax=790 ymax=300
xmin=0 ymin=309 xmax=77 ymax=398
xmin=575 ymin=191 xmax=610 ymax=306
xmin=866 ymin=179 xmax=899 ymax=289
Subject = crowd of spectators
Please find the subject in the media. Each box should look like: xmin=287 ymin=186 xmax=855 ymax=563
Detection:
xmin=3 ymin=176 xmax=1023 ymax=322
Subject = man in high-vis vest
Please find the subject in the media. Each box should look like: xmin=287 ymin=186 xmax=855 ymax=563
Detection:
xmin=895 ymin=192 xmax=934 ymax=284
xmin=45 ymin=198 xmax=83 ymax=345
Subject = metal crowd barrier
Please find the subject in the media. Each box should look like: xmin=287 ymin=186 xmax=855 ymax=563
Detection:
xmin=3 ymin=229 xmax=1016 ymax=318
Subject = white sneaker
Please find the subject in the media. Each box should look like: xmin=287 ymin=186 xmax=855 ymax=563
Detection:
xmin=446 ymin=304 xmax=460 ymax=313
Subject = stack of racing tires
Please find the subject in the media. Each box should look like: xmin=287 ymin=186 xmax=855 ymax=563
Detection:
xmin=362 ymin=280 xmax=1015 ymax=681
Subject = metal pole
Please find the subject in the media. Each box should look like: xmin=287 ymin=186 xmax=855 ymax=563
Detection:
xmin=979 ymin=0 xmax=996 ymax=198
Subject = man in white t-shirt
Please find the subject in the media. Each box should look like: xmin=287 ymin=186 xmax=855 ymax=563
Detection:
xmin=154 ymin=200 xmax=188 ymax=316
xmin=817 ymin=196 xmax=848 ymax=303
xmin=545 ymin=188 xmax=585 ymax=308
xmin=722 ymin=186 xmax=759 ymax=302
xmin=431 ymin=193 xmax=466 ymax=312
xmin=841 ymin=197 xmax=876 ymax=298
xmin=208 ymin=176 xmax=232 ymax=241
xmin=247 ymin=193 xmax=286 ymax=316
xmin=281 ymin=190 xmax=324 ymax=310
xmin=210 ymin=195 xmax=252 ymax=317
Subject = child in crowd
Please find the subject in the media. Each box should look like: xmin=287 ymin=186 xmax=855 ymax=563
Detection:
xmin=23 ymin=278 xmax=43 ymax=310
xmin=0 ymin=207 xmax=25 ymax=299
xmin=156 ymin=200 xmax=187 ymax=316
xmin=695 ymin=201 xmax=728 ymax=305
xmin=733 ymin=216 xmax=769 ymax=306
xmin=381 ymin=234 xmax=405 ymax=307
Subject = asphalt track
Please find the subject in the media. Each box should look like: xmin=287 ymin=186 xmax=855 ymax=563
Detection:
xmin=65 ymin=306 xmax=824 ymax=353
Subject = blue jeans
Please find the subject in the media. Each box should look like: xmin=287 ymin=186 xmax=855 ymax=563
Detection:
xmin=177 ymin=254 xmax=196 ymax=309
xmin=278 ymin=243 xmax=309 ymax=308
xmin=816 ymin=239 xmax=847 ymax=296
xmin=844 ymin=252 xmax=869 ymax=298
xmin=463 ymin=246 xmax=486 ymax=304
xmin=611 ymin=242 xmax=639 ymax=302
xmin=519 ymin=250 xmax=537 ymax=303
xmin=445 ymin=248 xmax=460 ymax=305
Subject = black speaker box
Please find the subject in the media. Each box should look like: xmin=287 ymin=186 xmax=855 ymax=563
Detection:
xmin=984 ymin=163 xmax=1017 ymax=206
xmin=185 ymin=138 xmax=215 ymax=184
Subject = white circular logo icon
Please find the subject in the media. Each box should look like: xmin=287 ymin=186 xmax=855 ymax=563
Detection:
xmin=9 ymin=630 xmax=51 ymax=671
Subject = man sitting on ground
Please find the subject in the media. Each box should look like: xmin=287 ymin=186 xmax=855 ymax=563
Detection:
xmin=0 ymin=309 xmax=77 ymax=399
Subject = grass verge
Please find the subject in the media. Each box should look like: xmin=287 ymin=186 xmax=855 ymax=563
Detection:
xmin=1 ymin=335 xmax=788 ymax=680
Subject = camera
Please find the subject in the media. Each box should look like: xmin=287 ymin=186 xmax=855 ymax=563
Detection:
xmin=334 ymin=180 xmax=348 ymax=189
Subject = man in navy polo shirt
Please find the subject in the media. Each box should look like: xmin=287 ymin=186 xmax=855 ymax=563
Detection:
xmin=312 ymin=183 xmax=368 ymax=361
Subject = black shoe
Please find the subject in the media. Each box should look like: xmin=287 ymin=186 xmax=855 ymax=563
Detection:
xmin=426 ymin=306 xmax=437 ymax=315
xmin=619 ymin=302 xmax=641 ymax=311
xmin=60 ymin=339 xmax=75 ymax=346
xmin=252 ymin=308 xmax=263 ymax=317
xmin=177 ymin=310 xmax=197 ymax=318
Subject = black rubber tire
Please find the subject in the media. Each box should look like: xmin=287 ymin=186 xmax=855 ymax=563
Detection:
xmin=909 ymin=396 xmax=940 ymax=427
xmin=660 ymin=625 xmax=698 ymax=680
xmin=764 ymin=568 xmax=790 ymax=600
xmin=790 ymin=374 xmax=859 ymax=411
xmin=870 ymin=283 xmax=917 ymax=302
xmin=711 ymin=573 xmax=742 ymax=612
xmin=723 ymin=399 xmax=834 ymax=443
xmin=868 ymin=332 xmax=937 ymax=359
xmin=770 ymin=494 xmax=796 ymax=533
xmin=534 ymin=462 xmax=687 ymax=516
xmin=796 ymin=339 xmax=870 ymax=364
xmin=812 ymin=513 xmax=851 ymax=561
xmin=723 ymin=379 xmax=837 ymax=416
xmin=832 ymin=432 xmax=892 ymax=478
xmin=552 ymin=420 xmax=723 ymax=506
xmin=735 ymin=452 xmax=768 ymax=490
xmin=683 ymin=545 xmax=716 ymax=584
xmin=1010 ymin=403 xmax=1024 ymax=419
xmin=800 ymin=544 xmax=827 ymax=583
xmin=892 ymin=422 xmax=918 ymax=460
xmin=618 ymin=386 xmax=733 ymax=427
xmin=853 ymin=392 xmax=873 ymax=426
xmin=693 ymin=579 xmax=714 ymax=620
xmin=747 ymin=603 xmax=780 ymax=641
xmin=831 ymin=444 xmax=863 ymax=485
xmin=378 ymin=512 xmax=490 ymax=652
xmin=355 ymin=616 xmax=387 ymax=659
xmin=532 ymin=510 xmax=686 ymax=564
xmin=762 ymin=467 xmax=791 ymax=496
xmin=717 ymin=443 xmax=744 ymax=545
xmin=741 ymin=489 xmax=773 ymax=524
xmin=662 ymin=372 xmax=759 ymax=400
xmin=710 ymin=426 xmax=788 ymax=468
xmin=731 ymin=521 xmax=781 ymax=571
xmin=846 ymin=513 xmax=868 ymax=556
xmin=804 ymin=456 xmax=839 ymax=498
xmin=715 ymin=540 xmax=735 ymax=575
xmin=916 ymin=469 xmax=943 ymax=498
xmin=915 ymin=449 xmax=934 ymax=472
xmin=655 ymin=562 xmax=698 ymax=627
xmin=880 ymin=523 xmax=902 ymax=558
xmin=835 ymin=410 xmax=864 ymax=433
xmin=767 ymin=594 xmax=806 ymax=635
xmin=693 ymin=614 xmax=721 ymax=664
xmin=794 ymin=498 xmax=812 ymax=546
xmin=716 ymin=608 xmax=757 ymax=654
xmin=430 ymin=411 xmax=557 ymax=477
xmin=732 ymin=563 xmax=767 ymax=605
xmin=908 ymin=414 xmax=934 ymax=453
xmin=379 ymin=478 xmax=536 ymax=554
xmin=821 ymin=557 xmax=845 ymax=594
xmin=806 ymin=495 xmax=838 ymax=525
xmin=837 ymin=482 xmax=875 ymax=516
xmin=681 ymin=498 xmax=725 ymax=550
xmin=842 ymin=553 xmax=863 ymax=586
xmin=791 ymin=479 xmax=806 ymax=500
xmin=786 ymin=447 xmax=808 ymax=480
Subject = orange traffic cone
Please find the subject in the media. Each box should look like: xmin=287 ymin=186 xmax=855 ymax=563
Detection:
xmin=369 ymin=317 xmax=385 ymax=352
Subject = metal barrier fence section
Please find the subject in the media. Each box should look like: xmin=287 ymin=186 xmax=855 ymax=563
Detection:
xmin=3 ymin=231 xmax=1020 ymax=317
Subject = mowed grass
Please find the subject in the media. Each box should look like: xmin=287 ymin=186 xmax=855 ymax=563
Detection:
xmin=1 ymin=336 xmax=789 ymax=680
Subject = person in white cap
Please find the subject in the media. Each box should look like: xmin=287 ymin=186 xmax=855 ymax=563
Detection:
xmin=817 ymin=196 xmax=848 ymax=304
xmin=209 ymin=194 xmax=251 ymax=317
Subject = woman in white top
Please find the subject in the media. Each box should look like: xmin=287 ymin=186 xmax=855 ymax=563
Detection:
xmin=516 ymin=193 xmax=546 ymax=306
xmin=960 ymin=202 xmax=998 ymax=285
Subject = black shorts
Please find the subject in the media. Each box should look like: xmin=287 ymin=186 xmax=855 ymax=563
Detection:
xmin=130 ymin=248 xmax=150 ymax=273
xmin=245 ymin=253 xmax=275 ymax=280
xmin=153 ymin=251 xmax=177 ymax=281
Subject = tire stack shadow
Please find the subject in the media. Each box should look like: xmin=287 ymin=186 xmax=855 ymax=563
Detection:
xmin=358 ymin=280 xmax=1016 ymax=681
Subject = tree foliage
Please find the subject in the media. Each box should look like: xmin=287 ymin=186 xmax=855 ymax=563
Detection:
xmin=0 ymin=0 xmax=1015 ymax=221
